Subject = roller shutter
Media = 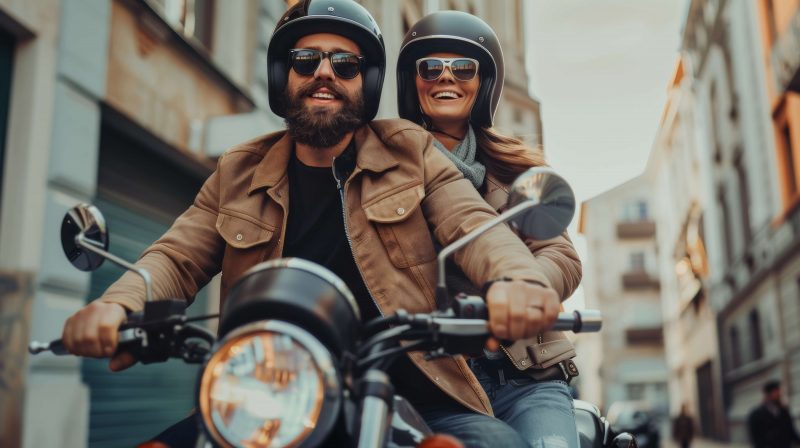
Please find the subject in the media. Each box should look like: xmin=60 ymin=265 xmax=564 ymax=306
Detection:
xmin=83 ymin=125 xmax=213 ymax=447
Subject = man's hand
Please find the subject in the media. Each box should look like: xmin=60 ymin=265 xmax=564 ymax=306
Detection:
xmin=486 ymin=280 xmax=559 ymax=340
xmin=62 ymin=301 xmax=137 ymax=372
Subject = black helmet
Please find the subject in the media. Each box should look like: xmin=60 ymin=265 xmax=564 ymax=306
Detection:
xmin=397 ymin=11 xmax=504 ymax=128
xmin=268 ymin=0 xmax=386 ymax=121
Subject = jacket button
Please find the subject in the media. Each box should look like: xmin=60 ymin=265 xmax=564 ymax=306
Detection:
xmin=541 ymin=349 xmax=548 ymax=355
xmin=521 ymin=360 xmax=527 ymax=365
xmin=236 ymin=233 xmax=243 ymax=241
xmin=434 ymin=376 xmax=440 ymax=382
xmin=397 ymin=207 xmax=405 ymax=215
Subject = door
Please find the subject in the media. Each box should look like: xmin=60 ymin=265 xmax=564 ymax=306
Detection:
xmin=0 ymin=30 xmax=14 ymax=220
xmin=696 ymin=361 xmax=724 ymax=440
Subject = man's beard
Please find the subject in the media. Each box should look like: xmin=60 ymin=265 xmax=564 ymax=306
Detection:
xmin=284 ymin=80 xmax=366 ymax=148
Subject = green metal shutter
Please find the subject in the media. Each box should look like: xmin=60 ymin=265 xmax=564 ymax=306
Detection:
xmin=83 ymin=126 xmax=212 ymax=447
xmin=0 ymin=30 xmax=14 ymax=215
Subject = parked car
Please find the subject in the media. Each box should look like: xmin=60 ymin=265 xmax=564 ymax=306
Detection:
xmin=607 ymin=401 xmax=661 ymax=448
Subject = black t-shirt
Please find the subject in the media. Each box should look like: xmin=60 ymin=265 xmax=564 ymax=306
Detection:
xmin=282 ymin=146 xmax=379 ymax=323
xmin=282 ymin=145 xmax=457 ymax=412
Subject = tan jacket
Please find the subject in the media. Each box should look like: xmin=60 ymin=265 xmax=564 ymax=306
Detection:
xmin=482 ymin=174 xmax=580 ymax=371
xmin=100 ymin=119 xmax=564 ymax=415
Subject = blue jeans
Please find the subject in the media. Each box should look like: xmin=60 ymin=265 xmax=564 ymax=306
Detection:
xmin=471 ymin=359 xmax=580 ymax=448
xmin=419 ymin=405 xmax=530 ymax=448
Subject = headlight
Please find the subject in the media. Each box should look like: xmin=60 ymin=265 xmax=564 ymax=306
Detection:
xmin=198 ymin=321 xmax=341 ymax=448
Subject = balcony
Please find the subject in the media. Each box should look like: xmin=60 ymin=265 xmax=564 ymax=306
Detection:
xmin=617 ymin=220 xmax=656 ymax=239
xmin=771 ymin=8 xmax=800 ymax=93
xmin=622 ymin=271 xmax=660 ymax=290
xmin=626 ymin=326 xmax=664 ymax=345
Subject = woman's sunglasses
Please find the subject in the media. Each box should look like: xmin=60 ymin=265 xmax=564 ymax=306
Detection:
xmin=416 ymin=57 xmax=480 ymax=82
xmin=289 ymin=49 xmax=365 ymax=79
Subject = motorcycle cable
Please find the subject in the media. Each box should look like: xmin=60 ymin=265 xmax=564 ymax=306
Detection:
xmin=359 ymin=324 xmax=414 ymax=357
xmin=358 ymin=339 xmax=428 ymax=371
xmin=183 ymin=313 xmax=220 ymax=323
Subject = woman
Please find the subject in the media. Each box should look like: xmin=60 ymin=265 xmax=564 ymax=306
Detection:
xmin=397 ymin=11 xmax=583 ymax=447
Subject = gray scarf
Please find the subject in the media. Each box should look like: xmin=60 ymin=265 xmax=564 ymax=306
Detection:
xmin=432 ymin=125 xmax=486 ymax=189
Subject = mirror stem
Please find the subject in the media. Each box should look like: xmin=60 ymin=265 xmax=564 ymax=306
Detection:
xmin=436 ymin=199 xmax=538 ymax=311
xmin=76 ymin=233 xmax=154 ymax=302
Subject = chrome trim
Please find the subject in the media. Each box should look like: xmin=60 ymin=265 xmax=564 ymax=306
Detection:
xmin=240 ymin=258 xmax=361 ymax=321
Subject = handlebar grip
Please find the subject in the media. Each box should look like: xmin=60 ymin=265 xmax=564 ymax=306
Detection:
xmin=28 ymin=339 xmax=69 ymax=355
xmin=551 ymin=310 xmax=602 ymax=333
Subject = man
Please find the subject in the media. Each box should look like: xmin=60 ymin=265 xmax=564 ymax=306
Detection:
xmin=61 ymin=1 xmax=565 ymax=446
xmin=672 ymin=404 xmax=695 ymax=448
xmin=748 ymin=380 xmax=800 ymax=448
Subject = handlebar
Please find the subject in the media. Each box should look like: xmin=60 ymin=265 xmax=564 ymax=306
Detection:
xmin=28 ymin=300 xmax=215 ymax=364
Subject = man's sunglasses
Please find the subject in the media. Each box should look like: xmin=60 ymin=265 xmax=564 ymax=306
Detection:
xmin=416 ymin=57 xmax=480 ymax=82
xmin=289 ymin=49 xmax=365 ymax=79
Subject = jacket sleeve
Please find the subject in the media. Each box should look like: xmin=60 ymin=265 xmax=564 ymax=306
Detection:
xmin=416 ymin=131 xmax=552 ymax=289
xmin=98 ymin=157 xmax=226 ymax=312
xmin=523 ymin=231 xmax=582 ymax=301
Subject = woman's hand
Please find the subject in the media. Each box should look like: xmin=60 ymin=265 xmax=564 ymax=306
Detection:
xmin=486 ymin=280 xmax=559 ymax=340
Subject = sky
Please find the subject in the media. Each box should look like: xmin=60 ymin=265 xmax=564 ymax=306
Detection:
xmin=524 ymin=0 xmax=688 ymax=309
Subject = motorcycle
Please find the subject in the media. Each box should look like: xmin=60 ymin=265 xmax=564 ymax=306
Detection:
xmin=30 ymin=167 xmax=636 ymax=448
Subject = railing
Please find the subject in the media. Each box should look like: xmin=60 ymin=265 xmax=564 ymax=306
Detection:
xmin=616 ymin=220 xmax=656 ymax=239
xmin=622 ymin=271 xmax=661 ymax=290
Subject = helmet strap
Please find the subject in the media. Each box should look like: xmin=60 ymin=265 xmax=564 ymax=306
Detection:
xmin=419 ymin=105 xmax=467 ymax=142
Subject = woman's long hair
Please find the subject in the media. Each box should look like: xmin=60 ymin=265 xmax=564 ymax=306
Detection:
xmin=475 ymin=127 xmax=547 ymax=185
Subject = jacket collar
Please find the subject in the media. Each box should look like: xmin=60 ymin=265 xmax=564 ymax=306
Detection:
xmin=352 ymin=123 xmax=399 ymax=174
xmin=248 ymin=124 xmax=399 ymax=195
xmin=249 ymin=132 xmax=292 ymax=194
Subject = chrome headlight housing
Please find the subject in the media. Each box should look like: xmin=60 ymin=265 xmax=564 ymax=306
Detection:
xmin=198 ymin=320 xmax=341 ymax=448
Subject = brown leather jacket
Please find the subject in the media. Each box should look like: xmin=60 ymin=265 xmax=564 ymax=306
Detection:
xmin=99 ymin=119 xmax=568 ymax=415
xmin=482 ymin=174 xmax=580 ymax=371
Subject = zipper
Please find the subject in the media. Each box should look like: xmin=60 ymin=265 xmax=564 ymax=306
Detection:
xmin=499 ymin=344 xmax=525 ymax=369
xmin=331 ymin=157 xmax=383 ymax=317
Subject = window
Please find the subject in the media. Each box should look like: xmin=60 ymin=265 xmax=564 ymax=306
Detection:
xmin=718 ymin=187 xmax=734 ymax=265
xmin=779 ymin=120 xmax=798 ymax=199
xmin=513 ymin=108 xmax=523 ymax=125
xmin=710 ymin=81 xmax=723 ymax=164
xmin=730 ymin=326 xmax=742 ymax=368
xmin=626 ymin=383 xmax=645 ymax=401
xmin=734 ymin=153 xmax=752 ymax=243
xmin=764 ymin=0 xmax=778 ymax=45
xmin=749 ymin=309 xmax=764 ymax=361
xmin=623 ymin=201 xmax=649 ymax=222
xmin=154 ymin=0 xmax=216 ymax=51
xmin=630 ymin=252 xmax=646 ymax=272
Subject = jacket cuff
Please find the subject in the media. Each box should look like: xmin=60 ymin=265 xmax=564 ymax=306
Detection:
xmin=481 ymin=277 xmax=549 ymax=296
xmin=98 ymin=296 xmax=144 ymax=313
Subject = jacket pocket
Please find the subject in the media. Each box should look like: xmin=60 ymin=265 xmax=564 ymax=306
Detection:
xmin=527 ymin=336 xmax=577 ymax=369
xmin=364 ymin=184 xmax=436 ymax=268
xmin=216 ymin=211 xmax=274 ymax=249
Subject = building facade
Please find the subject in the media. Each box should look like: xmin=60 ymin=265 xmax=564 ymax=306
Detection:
xmin=646 ymin=57 xmax=727 ymax=441
xmin=578 ymin=178 xmax=668 ymax=413
xmin=0 ymin=0 xmax=544 ymax=446
xmin=682 ymin=0 xmax=800 ymax=442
